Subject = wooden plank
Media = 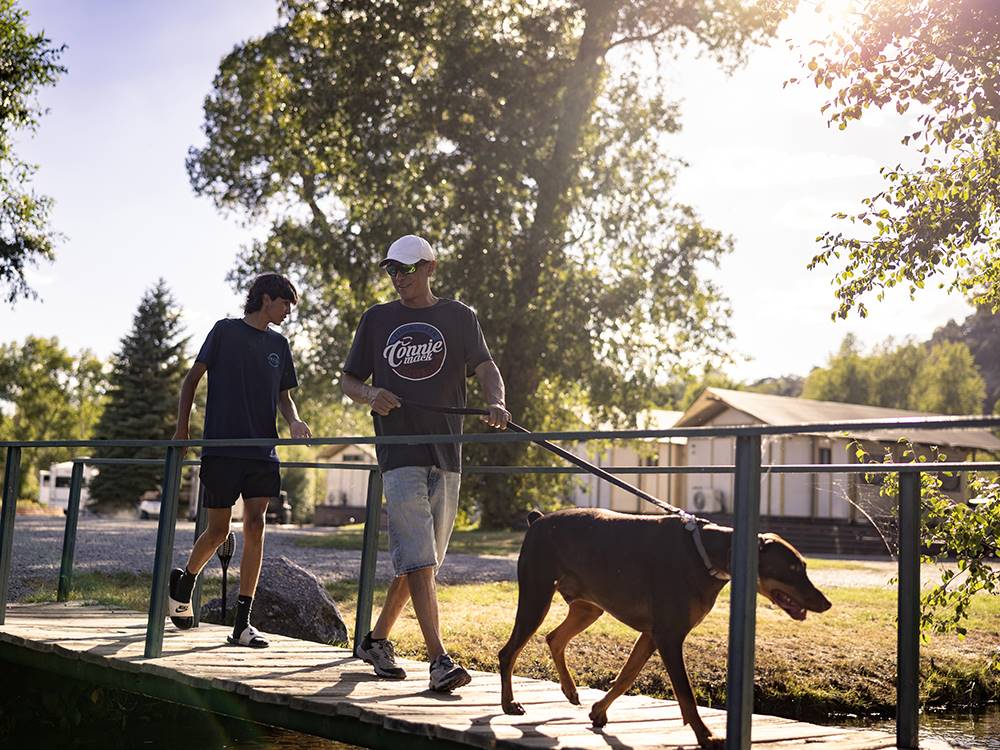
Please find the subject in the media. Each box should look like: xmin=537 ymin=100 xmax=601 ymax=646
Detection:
xmin=0 ymin=603 xmax=943 ymax=750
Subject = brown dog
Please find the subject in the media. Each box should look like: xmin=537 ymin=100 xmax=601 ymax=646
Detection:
xmin=498 ymin=508 xmax=832 ymax=749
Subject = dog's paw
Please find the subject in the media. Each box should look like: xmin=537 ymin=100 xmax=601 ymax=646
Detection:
xmin=502 ymin=701 xmax=525 ymax=716
xmin=561 ymin=685 xmax=580 ymax=705
xmin=589 ymin=706 xmax=608 ymax=728
xmin=697 ymin=733 xmax=725 ymax=750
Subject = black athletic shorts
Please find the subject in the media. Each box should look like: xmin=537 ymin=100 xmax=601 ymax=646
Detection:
xmin=199 ymin=456 xmax=281 ymax=508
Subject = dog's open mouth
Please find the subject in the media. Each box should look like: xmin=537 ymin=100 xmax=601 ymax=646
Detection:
xmin=770 ymin=589 xmax=807 ymax=620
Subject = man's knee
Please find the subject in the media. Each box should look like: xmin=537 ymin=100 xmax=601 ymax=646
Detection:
xmin=243 ymin=510 xmax=266 ymax=538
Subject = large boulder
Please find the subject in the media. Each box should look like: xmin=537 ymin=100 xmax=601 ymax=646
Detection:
xmin=200 ymin=555 xmax=348 ymax=645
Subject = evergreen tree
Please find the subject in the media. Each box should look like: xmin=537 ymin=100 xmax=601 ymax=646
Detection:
xmin=88 ymin=280 xmax=189 ymax=510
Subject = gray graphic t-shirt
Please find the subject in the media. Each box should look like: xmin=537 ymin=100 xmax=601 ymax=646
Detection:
xmin=343 ymin=299 xmax=492 ymax=472
xmin=197 ymin=318 xmax=298 ymax=461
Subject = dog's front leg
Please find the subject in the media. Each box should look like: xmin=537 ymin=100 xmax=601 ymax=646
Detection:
xmin=590 ymin=632 xmax=656 ymax=727
xmin=655 ymin=634 xmax=724 ymax=750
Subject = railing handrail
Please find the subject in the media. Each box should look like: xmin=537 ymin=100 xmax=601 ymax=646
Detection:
xmin=60 ymin=456 xmax=1000 ymax=475
xmin=4 ymin=413 xmax=995 ymax=750
xmin=2 ymin=412 xmax=999 ymax=449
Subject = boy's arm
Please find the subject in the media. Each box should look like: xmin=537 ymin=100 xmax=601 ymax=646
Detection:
xmin=474 ymin=360 xmax=510 ymax=430
xmin=278 ymin=390 xmax=312 ymax=439
xmin=340 ymin=371 xmax=400 ymax=417
xmin=174 ymin=363 xmax=207 ymax=440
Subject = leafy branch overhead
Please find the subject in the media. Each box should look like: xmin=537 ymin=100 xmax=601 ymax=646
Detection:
xmin=0 ymin=0 xmax=66 ymax=304
xmin=796 ymin=0 xmax=1000 ymax=319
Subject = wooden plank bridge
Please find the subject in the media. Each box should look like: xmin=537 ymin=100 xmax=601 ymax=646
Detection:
xmin=0 ymin=602 xmax=947 ymax=750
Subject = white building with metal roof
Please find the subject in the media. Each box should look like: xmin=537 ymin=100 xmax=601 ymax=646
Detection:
xmin=673 ymin=388 xmax=1000 ymax=520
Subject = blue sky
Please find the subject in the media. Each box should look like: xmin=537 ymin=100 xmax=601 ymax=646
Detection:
xmin=5 ymin=0 xmax=973 ymax=383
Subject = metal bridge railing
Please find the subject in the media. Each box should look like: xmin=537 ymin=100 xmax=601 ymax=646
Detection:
xmin=2 ymin=414 xmax=1000 ymax=750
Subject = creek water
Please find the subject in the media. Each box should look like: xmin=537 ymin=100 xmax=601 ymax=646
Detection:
xmin=1 ymin=660 xmax=995 ymax=748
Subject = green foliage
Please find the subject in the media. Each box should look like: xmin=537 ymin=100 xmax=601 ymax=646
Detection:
xmin=802 ymin=334 xmax=873 ymax=405
xmin=932 ymin=305 xmax=1000 ymax=412
xmin=187 ymin=0 xmax=795 ymax=526
xmin=797 ymin=0 xmax=1000 ymax=319
xmin=803 ymin=334 xmax=986 ymax=414
xmin=0 ymin=0 xmax=65 ymax=303
xmin=87 ymin=281 xmax=189 ymax=510
xmin=858 ymin=440 xmax=1000 ymax=646
xmin=744 ymin=374 xmax=804 ymax=398
xmin=0 ymin=336 xmax=106 ymax=498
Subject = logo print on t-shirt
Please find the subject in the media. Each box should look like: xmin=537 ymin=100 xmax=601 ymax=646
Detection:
xmin=267 ymin=353 xmax=281 ymax=368
xmin=383 ymin=323 xmax=446 ymax=381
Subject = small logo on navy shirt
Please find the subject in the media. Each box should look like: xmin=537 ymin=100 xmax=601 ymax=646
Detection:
xmin=267 ymin=352 xmax=281 ymax=368
xmin=383 ymin=323 xmax=446 ymax=381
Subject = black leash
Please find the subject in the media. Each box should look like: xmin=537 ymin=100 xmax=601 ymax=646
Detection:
xmin=402 ymin=399 xmax=685 ymax=515
xmin=401 ymin=399 xmax=730 ymax=580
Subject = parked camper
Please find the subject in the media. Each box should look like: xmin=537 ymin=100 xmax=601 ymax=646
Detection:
xmin=38 ymin=461 xmax=98 ymax=511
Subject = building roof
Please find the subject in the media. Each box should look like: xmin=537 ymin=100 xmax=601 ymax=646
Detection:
xmin=316 ymin=443 xmax=377 ymax=461
xmin=676 ymin=387 xmax=1000 ymax=452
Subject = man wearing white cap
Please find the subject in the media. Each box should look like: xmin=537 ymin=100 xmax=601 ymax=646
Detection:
xmin=341 ymin=234 xmax=509 ymax=692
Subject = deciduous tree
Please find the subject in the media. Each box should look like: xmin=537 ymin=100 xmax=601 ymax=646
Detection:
xmin=802 ymin=334 xmax=985 ymax=414
xmin=188 ymin=0 xmax=795 ymax=525
xmin=0 ymin=337 xmax=105 ymax=499
xmin=800 ymin=0 xmax=1000 ymax=318
xmin=0 ymin=0 xmax=65 ymax=303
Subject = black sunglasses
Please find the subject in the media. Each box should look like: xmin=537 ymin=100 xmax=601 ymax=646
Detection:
xmin=383 ymin=260 xmax=427 ymax=277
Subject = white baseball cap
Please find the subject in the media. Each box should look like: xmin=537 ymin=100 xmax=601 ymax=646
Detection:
xmin=379 ymin=235 xmax=436 ymax=266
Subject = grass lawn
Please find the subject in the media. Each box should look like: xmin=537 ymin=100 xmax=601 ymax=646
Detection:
xmin=35 ymin=569 xmax=999 ymax=722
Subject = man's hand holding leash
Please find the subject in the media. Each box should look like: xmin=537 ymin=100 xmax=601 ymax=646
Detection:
xmin=482 ymin=403 xmax=510 ymax=430
xmin=364 ymin=385 xmax=402 ymax=416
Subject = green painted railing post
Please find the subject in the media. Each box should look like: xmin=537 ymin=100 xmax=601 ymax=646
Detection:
xmin=191 ymin=482 xmax=206 ymax=627
xmin=897 ymin=470 xmax=921 ymax=748
xmin=144 ymin=446 xmax=184 ymax=658
xmin=354 ymin=470 xmax=383 ymax=650
xmin=0 ymin=446 xmax=22 ymax=624
xmin=57 ymin=461 xmax=86 ymax=602
xmin=726 ymin=434 xmax=762 ymax=750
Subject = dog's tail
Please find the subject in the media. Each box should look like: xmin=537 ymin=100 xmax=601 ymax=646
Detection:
xmin=527 ymin=509 xmax=543 ymax=526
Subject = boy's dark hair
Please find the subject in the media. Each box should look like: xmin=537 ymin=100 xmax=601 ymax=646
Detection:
xmin=244 ymin=273 xmax=298 ymax=314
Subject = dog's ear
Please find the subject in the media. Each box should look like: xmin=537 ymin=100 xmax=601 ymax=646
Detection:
xmin=758 ymin=533 xmax=776 ymax=551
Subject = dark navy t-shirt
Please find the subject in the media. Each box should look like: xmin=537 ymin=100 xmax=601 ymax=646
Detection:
xmin=197 ymin=318 xmax=298 ymax=461
xmin=343 ymin=299 xmax=492 ymax=472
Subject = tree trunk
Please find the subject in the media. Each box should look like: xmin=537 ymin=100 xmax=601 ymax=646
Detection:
xmin=481 ymin=0 xmax=619 ymax=527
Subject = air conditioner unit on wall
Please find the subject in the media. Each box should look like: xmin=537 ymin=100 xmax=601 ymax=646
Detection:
xmin=689 ymin=487 xmax=725 ymax=513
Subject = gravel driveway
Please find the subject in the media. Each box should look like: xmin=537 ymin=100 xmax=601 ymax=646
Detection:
xmin=4 ymin=516 xmax=518 ymax=603
xmin=3 ymin=516 xmax=966 ymax=603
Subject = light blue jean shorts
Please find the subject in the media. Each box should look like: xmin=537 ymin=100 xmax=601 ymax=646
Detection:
xmin=382 ymin=465 xmax=461 ymax=576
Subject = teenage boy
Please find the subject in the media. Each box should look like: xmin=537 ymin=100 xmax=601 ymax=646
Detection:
xmin=168 ymin=272 xmax=311 ymax=648
xmin=341 ymin=234 xmax=509 ymax=691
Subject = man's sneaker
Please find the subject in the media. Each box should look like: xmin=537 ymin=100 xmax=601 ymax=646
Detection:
xmin=429 ymin=653 xmax=471 ymax=692
xmin=355 ymin=632 xmax=406 ymax=679
xmin=167 ymin=568 xmax=194 ymax=630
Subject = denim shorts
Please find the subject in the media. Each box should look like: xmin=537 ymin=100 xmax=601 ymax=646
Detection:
xmin=382 ymin=466 xmax=461 ymax=576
